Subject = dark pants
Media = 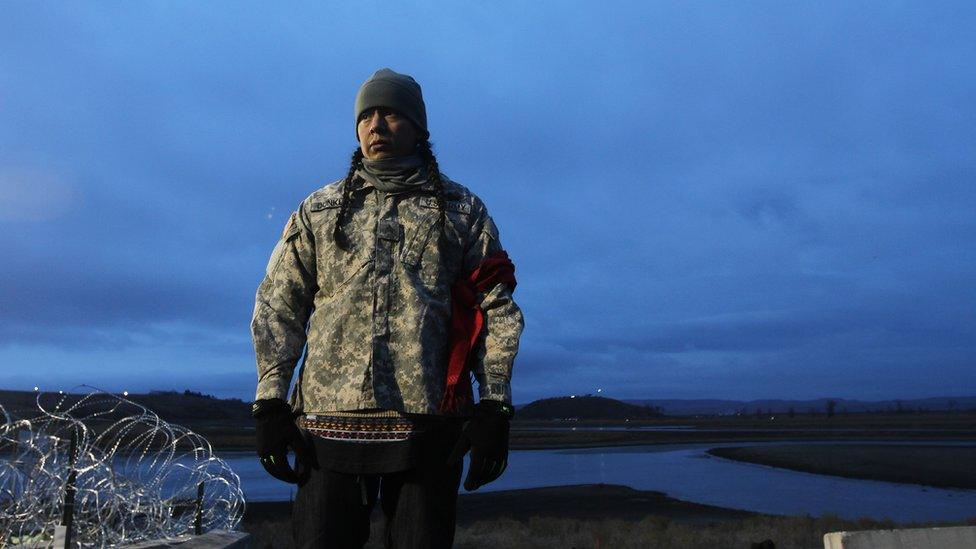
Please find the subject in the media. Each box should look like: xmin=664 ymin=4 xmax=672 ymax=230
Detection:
xmin=292 ymin=431 xmax=463 ymax=549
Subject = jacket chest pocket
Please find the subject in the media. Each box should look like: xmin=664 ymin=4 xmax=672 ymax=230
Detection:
xmin=309 ymin=200 xmax=374 ymax=298
xmin=401 ymin=209 xmax=439 ymax=269
xmin=401 ymin=208 xmax=465 ymax=289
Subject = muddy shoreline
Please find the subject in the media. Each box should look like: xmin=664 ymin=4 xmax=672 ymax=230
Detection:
xmin=707 ymin=443 xmax=976 ymax=489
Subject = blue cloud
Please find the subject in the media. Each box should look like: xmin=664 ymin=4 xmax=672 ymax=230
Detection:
xmin=1 ymin=2 xmax=974 ymax=400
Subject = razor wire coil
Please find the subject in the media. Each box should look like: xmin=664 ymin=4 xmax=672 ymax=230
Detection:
xmin=0 ymin=388 xmax=244 ymax=547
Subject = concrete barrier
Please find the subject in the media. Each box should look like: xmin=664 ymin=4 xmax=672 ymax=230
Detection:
xmin=824 ymin=525 xmax=976 ymax=549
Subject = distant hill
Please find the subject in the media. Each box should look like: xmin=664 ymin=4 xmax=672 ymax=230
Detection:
xmin=623 ymin=397 xmax=976 ymax=416
xmin=518 ymin=396 xmax=663 ymax=420
xmin=132 ymin=390 xmax=252 ymax=426
xmin=0 ymin=389 xmax=253 ymax=428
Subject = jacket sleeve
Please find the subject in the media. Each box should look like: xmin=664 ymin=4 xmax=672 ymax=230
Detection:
xmin=251 ymin=202 xmax=318 ymax=402
xmin=463 ymin=206 xmax=524 ymax=405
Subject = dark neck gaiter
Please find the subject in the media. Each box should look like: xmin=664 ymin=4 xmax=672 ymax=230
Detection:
xmin=357 ymin=154 xmax=427 ymax=194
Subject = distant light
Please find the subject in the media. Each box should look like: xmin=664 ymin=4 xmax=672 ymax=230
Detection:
xmin=123 ymin=391 xmax=129 ymax=397
xmin=596 ymin=388 xmax=603 ymax=393
xmin=58 ymin=390 xmax=63 ymax=394
xmin=570 ymin=395 xmax=576 ymax=399
xmin=33 ymin=386 xmax=39 ymax=391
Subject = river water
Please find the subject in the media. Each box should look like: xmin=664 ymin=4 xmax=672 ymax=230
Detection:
xmin=227 ymin=441 xmax=976 ymax=522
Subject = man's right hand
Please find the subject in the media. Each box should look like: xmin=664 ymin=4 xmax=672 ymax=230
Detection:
xmin=252 ymin=398 xmax=313 ymax=484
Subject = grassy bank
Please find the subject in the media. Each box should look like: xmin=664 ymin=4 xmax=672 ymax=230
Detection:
xmin=241 ymin=484 xmax=974 ymax=548
xmin=248 ymin=514 xmax=928 ymax=549
xmin=450 ymin=515 xmax=937 ymax=549
xmin=707 ymin=444 xmax=976 ymax=489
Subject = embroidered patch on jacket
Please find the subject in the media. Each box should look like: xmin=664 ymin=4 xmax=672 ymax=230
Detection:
xmin=309 ymin=197 xmax=343 ymax=211
xmin=419 ymin=197 xmax=472 ymax=214
xmin=281 ymin=212 xmax=300 ymax=240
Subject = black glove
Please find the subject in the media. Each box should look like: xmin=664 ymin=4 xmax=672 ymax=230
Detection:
xmin=252 ymin=398 xmax=313 ymax=485
xmin=448 ymin=400 xmax=514 ymax=491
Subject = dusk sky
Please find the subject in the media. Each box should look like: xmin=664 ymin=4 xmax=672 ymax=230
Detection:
xmin=2 ymin=3 xmax=974 ymax=404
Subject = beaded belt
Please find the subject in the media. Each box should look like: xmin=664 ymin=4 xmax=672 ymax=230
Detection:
xmin=299 ymin=410 xmax=427 ymax=443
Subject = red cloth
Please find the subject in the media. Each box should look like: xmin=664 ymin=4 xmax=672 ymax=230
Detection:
xmin=440 ymin=251 xmax=517 ymax=413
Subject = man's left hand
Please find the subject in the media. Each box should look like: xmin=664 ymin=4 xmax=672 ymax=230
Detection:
xmin=448 ymin=400 xmax=514 ymax=491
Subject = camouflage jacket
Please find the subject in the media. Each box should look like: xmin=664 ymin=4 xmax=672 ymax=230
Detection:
xmin=251 ymin=174 xmax=523 ymax=416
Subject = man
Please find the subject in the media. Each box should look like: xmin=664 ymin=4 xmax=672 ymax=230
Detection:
xmin=250 ymin=68 xmax=524 ymax=548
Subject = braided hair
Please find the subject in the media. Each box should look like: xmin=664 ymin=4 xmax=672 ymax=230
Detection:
xmin=333 ymin=147 xmax=364 ymax=250
xmin=417 ymin=139 xmax=448 ymax=248
xmin=333 ymin=141 xmax=448 ymax=252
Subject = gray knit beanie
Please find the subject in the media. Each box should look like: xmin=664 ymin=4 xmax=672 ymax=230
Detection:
xmin=354 ymin=68 xmax=428 ymax=139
